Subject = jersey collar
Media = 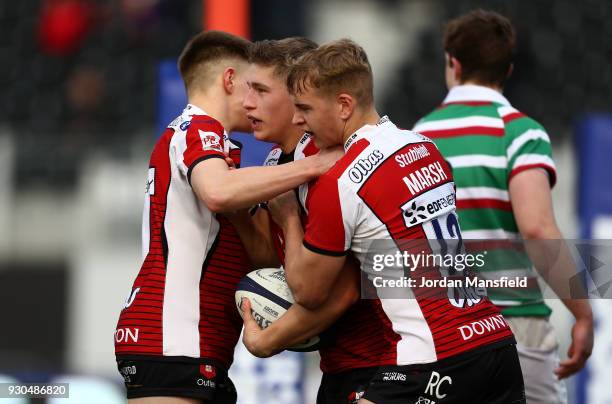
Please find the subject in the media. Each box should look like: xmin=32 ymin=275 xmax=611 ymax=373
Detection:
xmin=344 ymin=115 xmax=393 ymax=151
xmin=442 ymin=84 xmax=511 ymax=106
xmin=184 ymin=103 xmax=230 ymax=140
xmin=185 ymin=103 xmax=208 ymax=116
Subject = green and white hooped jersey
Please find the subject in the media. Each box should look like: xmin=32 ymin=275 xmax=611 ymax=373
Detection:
xmin=413 ymin=85 xmax=557 ymax=317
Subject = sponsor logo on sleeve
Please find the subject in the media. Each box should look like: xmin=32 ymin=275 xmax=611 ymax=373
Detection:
xmin=199 ymin=130 xmax=223 ymax=152
xmin=180 ymin=120 xmax=191 ymax=131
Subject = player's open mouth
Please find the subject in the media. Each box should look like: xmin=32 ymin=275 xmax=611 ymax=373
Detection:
xmin=247 ymin=116 xmax=263 ymax=130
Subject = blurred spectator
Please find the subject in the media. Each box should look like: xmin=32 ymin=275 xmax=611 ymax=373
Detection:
xmin=38 ymin=0 xmax=94 ymax=56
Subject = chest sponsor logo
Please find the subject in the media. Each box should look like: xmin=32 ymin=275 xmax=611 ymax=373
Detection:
xmin=402 ymin=161 xmax=448 ymax=195
xmin=348 ymin=149 xmax=384 ymax=183
xmin=200 ymin=130 xmax=222 ymax=152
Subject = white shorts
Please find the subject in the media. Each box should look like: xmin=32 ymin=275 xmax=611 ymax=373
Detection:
xmin=506 ymin=317 xmax=567 ymax=404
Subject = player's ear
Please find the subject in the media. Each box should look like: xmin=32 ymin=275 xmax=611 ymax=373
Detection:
xmin=222 ymin=67 xmax=236 ymax=94
xmin=450 ymin=56 xmax=462 ymax=82
xmin=337 ymin=93 xmax=355 ymax=121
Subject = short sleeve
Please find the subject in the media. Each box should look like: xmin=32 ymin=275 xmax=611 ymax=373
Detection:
xmin=303 ymin=175 xmax=352 ymax=256
xmin=505 ymin=117 xmax=557 ymax=187
xmin=177 ymin=116 xmax=226 ymax=181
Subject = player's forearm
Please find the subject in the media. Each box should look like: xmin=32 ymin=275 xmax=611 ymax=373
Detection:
xmin=523 ymin=225 xmax=588 ymax=304
xmin=561 ymin=297 xmax=593 ymax=321
xmin=258 ymin=302 xmax=341 ymax=355
xmin=279 ymin=215 xmax=307 ymax=297
xmin=196 ymin=157 xmax=323 ymax=212
xmin=257 ymin=272 xmax=359 ymax=354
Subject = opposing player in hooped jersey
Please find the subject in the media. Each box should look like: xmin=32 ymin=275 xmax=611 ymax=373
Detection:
xmin=232 ymin=38 xmax=395 ymax=404
xmin=113 ymin=31 xmax=341 ymax=404
xmin=241 ymin=39 xmax=526 ymax=403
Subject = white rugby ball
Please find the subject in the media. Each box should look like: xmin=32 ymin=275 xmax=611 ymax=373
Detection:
xmin=235 ymin=268 xmax=320 ymax=352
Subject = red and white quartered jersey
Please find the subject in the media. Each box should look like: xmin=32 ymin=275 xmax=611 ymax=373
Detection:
xmin=302 ymin=116 xmax=514 ymax=366
xmin=264 ymin=133 xmax=398 ymax=373
xmin=114 ymin=104 xmax=251 ymax=369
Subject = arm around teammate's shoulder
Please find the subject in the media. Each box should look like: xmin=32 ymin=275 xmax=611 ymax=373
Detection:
xmin=190 ymin=148 xmax=341 ymax=213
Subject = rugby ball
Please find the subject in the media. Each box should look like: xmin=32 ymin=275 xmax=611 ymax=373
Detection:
xmin=235 ymin=268 xmax=320 ymax=352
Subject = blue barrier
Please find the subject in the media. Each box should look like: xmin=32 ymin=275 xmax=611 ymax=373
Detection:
xmin=575 ymin=114 xmax=612 ymax=404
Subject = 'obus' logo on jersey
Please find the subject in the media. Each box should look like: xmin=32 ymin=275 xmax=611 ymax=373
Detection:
xmin=348 ymin=149 xmax=384 ymax=183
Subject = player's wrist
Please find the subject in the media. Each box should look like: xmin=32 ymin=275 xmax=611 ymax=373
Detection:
xmin=304 ymin=154 xmax=326 ymax=178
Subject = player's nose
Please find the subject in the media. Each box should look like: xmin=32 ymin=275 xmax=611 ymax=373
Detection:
xmin=243 ymin=89 xmax=256 ymax=110
xmin=292 ymin=110 xmax=305 ymax=126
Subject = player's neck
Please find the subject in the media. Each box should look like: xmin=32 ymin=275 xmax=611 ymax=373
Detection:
xmin=341 ymin=107 xmax=380 ymax=146
xmin=188 ymin=91 xmax=232 ymax=131
xmin=454 ymin=80 xmax=504 ymax=93
xmin=279 ymin=127 xmax=304 ymax=154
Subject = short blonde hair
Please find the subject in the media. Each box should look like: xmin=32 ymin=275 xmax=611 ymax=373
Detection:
xmin=287 ymin=38 xmax=374 ymax=106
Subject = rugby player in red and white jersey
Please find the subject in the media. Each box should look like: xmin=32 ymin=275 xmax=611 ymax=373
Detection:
xmin=242 ymin=39 xmax=526 ymax=403
xmin=113 ymin=31 xmax=341 ymax=404
xmin=231 ymin=38 xmax=395 ymax=404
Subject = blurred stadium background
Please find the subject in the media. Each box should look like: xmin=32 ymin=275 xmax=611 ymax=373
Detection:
xmin=1 ymin=0 xmax=611 ymax=403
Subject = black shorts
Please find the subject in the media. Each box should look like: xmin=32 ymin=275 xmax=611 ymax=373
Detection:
xmin=116 ymin=356 xmax=236 ymax=403
xmin=363 ymin=343 xmax=525 ymax=404
xmin=317 ymin=366 xmax=379 ymax=404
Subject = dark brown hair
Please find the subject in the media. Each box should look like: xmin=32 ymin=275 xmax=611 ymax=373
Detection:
xmin=443 ymin=9 xmax=516 ymax=86
xmin=287 ymin=38 xmax=373 ymax=106
xmin=249 ymin=37 xmax=318 ymax=78
xmin=178 ymin=30 xmax=251 ymax=93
